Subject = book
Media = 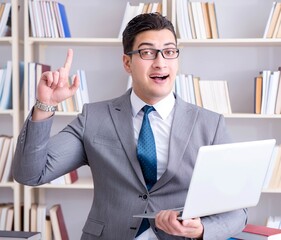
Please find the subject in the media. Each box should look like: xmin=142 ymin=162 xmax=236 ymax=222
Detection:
xmin=233 ymin=224 xmax=281 ymax=239
xmin=266 ymin=216 xmax=281 ymax=229
xmin=0 ymin=3 xmax=11 ymax=37
xmin=268 ymin=145 xmax=281 ymax=189
xmin=266 ymin=71 xmax=280 ymax=114
xmin=255 ymin=76 xmax=263 ymax=114
xmin=64 ymin=169 xmax=78 ymax=184
xmin=265 ymin=2 xmax=281 ymax=38
xmin=201 ymin=2 xmax=212 ymax=39
xmin=49 ymin=204 xmax=69 ymax=240
xmin=274 ymin=67 xmax=281 ymax=114
xmin=0 ymin=231 xmax=41 ymax=240
xmin=0 ymin=61 xmax=13 ymax=110
xmin=58 ymin=3 xmax=71 ymax=38
xmin=263 ymin=146 xmax=279 ymax=189
xmin=0 ymin=137 xmax=11 ymax=181
xmin=1 ymin=137 xmax=13 ymax=182
xmin=207 ymin=2 xmax=219 ymax=38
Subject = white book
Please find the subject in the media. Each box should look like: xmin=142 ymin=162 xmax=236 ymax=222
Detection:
xmin=28 ymin=1 xmax=36 ymax=37
xmin=190 ymin=2 xmax=202 ymax=39
xmin=53 ymin=2 xmax=64 ymax=37
xmin=0 ymin=69 xmax=4 ymax=99
xmin=177 ymin=0 xmax=192 ymax=39
xmin=0 ymin=3 xmax=11 ymax=37
xmin=28 ymin=62 xmax=36 ymax=111
xmin=73 ymin=73 xmax=83 ymax=112
xmin=187 ymin=74 xmax=196 ymax=104
xmin=0 ymin=61 xmax=12 ymax=110
xmin=1 ymin=137 xmax=13 ymax=182
xmin=264 ymin=2 xmax=277 ymax=38
xmin=263 ymin=146 xmax=279 ymax=189
xmin=178 ymin=74 xmax=189 ymax=102
xmin=79 ymin=70 xmax=90 ymax=104
xmin=266 ymin=70 xmax=280 ymax=114
xmin=195 ymin=1 xmax=207 ymax=39
xmin=127 ymin=75 xmax=132 ymax=90
xmin=36 ymin=204 xmax=47 ymax=240
xmin=224 ymin=81 xmax=232 ymax=114
xmin=49 ymin=1 xmax=59 ymax=38
xmin=199 ymin=80 xmax=216 ymax=112
xmin=182 ymin=0 xmax=192 ymax=39
xmin=175 ymin=75 xmax=181 ymax=98
xmin=45 ymin=1 xmax=55 ymax=37
xmin=33 ymin=1 xmax=44 ymax=37
xmin=261 ymin=70 xmax=271 ymax=114
xmin=40 ymin=1 xmax=50 ymax=38
xmin=176 ymin=0 xmax=185 ymax=39
xmin=118 ymin=2 xmax=139 ymax=38
xmin=0 ymin=137 xmax=11 ymax=183
xmin=266 ymin=215 xmax=281 ymax=229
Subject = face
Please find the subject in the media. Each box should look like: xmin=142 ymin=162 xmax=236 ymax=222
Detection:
xmin=123 ymin=29 xmax=179 ymax=105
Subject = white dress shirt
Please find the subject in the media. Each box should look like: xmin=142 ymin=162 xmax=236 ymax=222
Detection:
xmin=131 ymin=90 xmax=175 ymax=239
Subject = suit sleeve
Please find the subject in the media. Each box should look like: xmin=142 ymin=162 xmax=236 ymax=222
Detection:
xmin=13 ymin=107 xmax=87 ymax=186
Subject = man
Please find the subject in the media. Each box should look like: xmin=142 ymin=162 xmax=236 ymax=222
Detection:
xmin=13 ymin=13 xmax=247 ymax=239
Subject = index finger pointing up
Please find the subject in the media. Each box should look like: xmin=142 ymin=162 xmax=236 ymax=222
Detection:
xmin=64 ymin=48 xmax=73 ymax=72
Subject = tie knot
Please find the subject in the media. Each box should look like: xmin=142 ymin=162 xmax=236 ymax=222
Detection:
xmin=142 ymin=105 xmax=155 ymax=115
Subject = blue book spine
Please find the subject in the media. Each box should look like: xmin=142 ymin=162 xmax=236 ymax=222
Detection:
xmin=58 ymin=3 xmax=71 ymax=38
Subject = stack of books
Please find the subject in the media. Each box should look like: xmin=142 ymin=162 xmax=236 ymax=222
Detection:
xmin=174 ymin=74 xmax=232 ymax=114
xmin=30 ymin=203 xmax=68 ymax=240
xmin=28 ymin=0 xmax=71 ymax=38
xmin=254 ymin=69 xmax=281 ymax=115
xmin=176 ymin=0 xmax=219 ymax=39
xmin=0 ymin=203 xmax=14 ymax=231
xmin=118 ymin=2 xmax=162 ymax=38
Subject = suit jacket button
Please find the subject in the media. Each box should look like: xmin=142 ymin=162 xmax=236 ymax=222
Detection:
xmin=142 ymin=194 xmax=148 ymax=200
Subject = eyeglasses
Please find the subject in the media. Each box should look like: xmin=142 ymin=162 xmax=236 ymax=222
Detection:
xmin=126 ymin=48 xmax=180 ymax=60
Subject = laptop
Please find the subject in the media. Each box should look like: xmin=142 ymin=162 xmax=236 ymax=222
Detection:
xmin=133 ymin=139 xmax=276 ymax=220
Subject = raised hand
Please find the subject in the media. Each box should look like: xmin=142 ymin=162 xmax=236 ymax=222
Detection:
xmin=36 ymin=48 xmax=80 ymax=106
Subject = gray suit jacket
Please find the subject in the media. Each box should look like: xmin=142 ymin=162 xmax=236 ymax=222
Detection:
xmin=13 ymin=89 xmax=247 ymax=240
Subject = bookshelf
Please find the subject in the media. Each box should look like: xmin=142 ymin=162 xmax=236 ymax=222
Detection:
xmin=0 ymin=0 xmax=21 ymax=231
xmin=19 ymin=0 xmax=281 ymax=238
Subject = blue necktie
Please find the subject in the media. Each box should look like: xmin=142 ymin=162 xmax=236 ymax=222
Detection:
xmin=136 ymin=105 xmax=157 ymax=237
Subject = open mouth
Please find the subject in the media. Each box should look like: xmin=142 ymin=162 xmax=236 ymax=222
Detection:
xmin=150 ymin=74 xmax=169 ymax=80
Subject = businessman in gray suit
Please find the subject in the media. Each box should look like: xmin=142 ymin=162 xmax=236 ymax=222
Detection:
xmin=13 ymin=13 xmax=247 ymax=239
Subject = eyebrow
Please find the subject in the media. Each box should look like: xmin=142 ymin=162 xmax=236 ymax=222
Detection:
xmin=137 ymin=42 xmax=177 ymax=49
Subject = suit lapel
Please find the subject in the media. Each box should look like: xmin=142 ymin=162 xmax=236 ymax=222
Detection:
xmin=109 ymin=90 xmax=146 ymax=188
xmin=152 ymin=97 xmax=199 ymax=192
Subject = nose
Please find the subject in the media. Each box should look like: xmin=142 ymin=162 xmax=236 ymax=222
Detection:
xmin=152 ymin=51 xmax=167 ymax=68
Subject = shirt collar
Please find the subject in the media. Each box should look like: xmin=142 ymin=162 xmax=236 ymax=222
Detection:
xmin=131 ymin=90 xmax=175 ymax=120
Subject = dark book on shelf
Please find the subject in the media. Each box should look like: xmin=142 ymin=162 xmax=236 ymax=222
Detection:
xmin=0 ymin=231 xmax=41 ymax=240
xmin=50 ymin=204 xmax=69 ymax=240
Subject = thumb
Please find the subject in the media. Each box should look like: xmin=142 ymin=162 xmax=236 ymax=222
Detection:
xmin=69 ymin=74 xmax=80 ymax=94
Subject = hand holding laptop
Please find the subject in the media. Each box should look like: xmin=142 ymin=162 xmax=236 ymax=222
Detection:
xmin=155 ymin=210 xmax=203 ymax=239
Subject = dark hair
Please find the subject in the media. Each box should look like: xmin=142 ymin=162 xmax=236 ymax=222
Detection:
xmin=122 ymin=12 xmax=177 ymax=54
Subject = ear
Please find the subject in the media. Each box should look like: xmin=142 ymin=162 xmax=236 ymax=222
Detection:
xmin=123 ymin=54 xmax=132 ymax=73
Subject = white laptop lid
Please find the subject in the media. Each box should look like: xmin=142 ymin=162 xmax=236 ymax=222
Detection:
xmin=133 ymin=139 xmax=276 ymax=220
xmin=181 ymin=139 xmax=276 ymax=219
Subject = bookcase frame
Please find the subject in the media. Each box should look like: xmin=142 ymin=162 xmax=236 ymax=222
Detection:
xmin=0 ymin=0 xmax=21 ymax=231
xmin=20 ymin=0 xmax=281 ymax=237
